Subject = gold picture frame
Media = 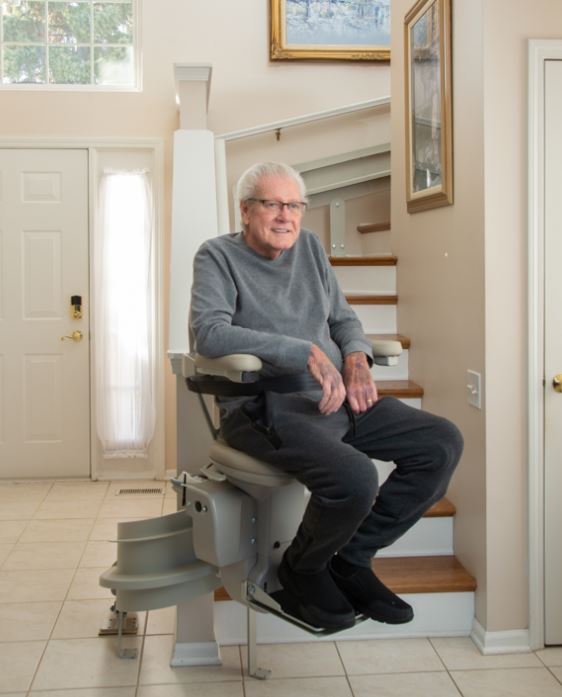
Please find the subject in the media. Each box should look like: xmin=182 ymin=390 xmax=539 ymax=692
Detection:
xmin=404 ymin=0 xmax=453 ymax=213
xmin=270 ymin=0 xmax=390 ymax=62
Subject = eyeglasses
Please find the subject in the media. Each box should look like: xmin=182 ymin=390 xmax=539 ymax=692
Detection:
xmin=247 ymin=198 xmax=307 ymax=215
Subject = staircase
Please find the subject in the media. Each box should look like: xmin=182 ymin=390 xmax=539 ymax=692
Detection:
xmin=211 ymin=226 xmax=476 ymax=646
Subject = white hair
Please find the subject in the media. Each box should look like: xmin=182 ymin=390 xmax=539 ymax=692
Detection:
xmin=236 ymin=161 xmax=308 ymax=203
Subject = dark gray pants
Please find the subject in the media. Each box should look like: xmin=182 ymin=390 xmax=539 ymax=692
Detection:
xmin=220 ymin=393 xmax=463 ymax=573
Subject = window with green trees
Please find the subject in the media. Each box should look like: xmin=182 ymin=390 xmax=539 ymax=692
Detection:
xmin=0 ymin=0 xmax=137 ymax=87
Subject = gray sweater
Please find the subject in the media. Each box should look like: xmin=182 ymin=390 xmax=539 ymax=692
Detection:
xmin=190 ymin=229 xmax=373 ymax=377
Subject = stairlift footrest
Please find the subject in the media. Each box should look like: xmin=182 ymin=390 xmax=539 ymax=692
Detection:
xmin=245 ymin=582 xmax=366 ymax=637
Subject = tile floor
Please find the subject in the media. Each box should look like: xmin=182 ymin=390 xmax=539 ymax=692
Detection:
xmin=1 ymin=478 xmax=561 ymax=697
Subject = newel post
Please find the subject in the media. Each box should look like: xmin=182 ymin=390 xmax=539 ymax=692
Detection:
xmin=168 ymin=63 xmax=221 ymax=668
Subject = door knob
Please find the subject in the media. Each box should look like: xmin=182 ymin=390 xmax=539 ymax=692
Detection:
xmin=60 ymin=330 xmax=83 ymax=342
xmin=553 ymin=374 xmax=562 ymax=393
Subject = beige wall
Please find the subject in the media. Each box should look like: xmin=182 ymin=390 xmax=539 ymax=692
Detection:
xmin=391 ymin=0 xmax=488 ymax=625
xmin=481 ymin=0 xmax=562 ymax=633
xmin=0 ymin=1 xmax=389 ymax=475
xmin=392 ymin=0 xmax=562 ymax=633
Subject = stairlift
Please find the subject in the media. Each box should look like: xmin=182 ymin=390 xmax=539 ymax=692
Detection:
xmin=99 ymin=341 xmax=401 ymax=678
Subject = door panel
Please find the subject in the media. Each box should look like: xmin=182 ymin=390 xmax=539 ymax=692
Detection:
xmin=0 ymin=148 xmax=90 ymax=478
xmin=544 ymin=59 xmax=562 ymax=645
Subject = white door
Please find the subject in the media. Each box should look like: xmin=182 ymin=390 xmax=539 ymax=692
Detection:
xmin=0 ymin=148 xmax=90 ymax=479
xmin=544 ymin=59 xmax=562 ymax=645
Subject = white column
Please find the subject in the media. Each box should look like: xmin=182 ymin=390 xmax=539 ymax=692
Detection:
xmin=168 ymin=64 xmax=219 ymax=667
xmin=174 ymin=64 xmax=212 ymax=130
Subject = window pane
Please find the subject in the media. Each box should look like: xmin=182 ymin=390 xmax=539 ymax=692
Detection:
xmin=3 ymin=1 xmax=46 ymax=42
xmin=94 ymin=44 xmax=132 ymax=85
xmin=94 ymin=2 xmax=132 ymax=45
xmin=48 ymin=2 xmax=91 ymax=44
xmin=1 ymin=0 xmax=136 ymax=87
xmin=2 ymin=44 xmax=46 ymax=83
xmin=48 ymin=45 xmax=90 ymax=83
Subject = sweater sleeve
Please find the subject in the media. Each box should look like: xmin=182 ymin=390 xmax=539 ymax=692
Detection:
xmin=190 ymin=242 xmax=312 ymax=373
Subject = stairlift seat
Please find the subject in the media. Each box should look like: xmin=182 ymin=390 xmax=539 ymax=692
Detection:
xmin=209 ymin=439 xmax=294 ymax=487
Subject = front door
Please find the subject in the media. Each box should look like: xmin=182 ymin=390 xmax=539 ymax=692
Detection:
xmin=544 ymin=59 xmax=562 ymax=645
xmin=0 ymin=148 xmax=90 ymax=479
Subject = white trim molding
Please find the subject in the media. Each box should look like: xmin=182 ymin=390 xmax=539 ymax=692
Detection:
xmin=471 ymin=619 xmax=531 ymax=655
xmin=527 ymin=39 xmax=562 ymax=651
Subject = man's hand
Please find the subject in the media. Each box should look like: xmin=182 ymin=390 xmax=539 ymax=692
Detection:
xmin=343 ymin=351 xmax=378 ymax=414
xmin=307 ymin=344 xmax=347 ymax=415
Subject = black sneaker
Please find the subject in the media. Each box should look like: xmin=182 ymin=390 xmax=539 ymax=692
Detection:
xmin=329 ymin=557 xmax=414 ymax=625
xmin=277 ymin=554 xmax=356 ymax=630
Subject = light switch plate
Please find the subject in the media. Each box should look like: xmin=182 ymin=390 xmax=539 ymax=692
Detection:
xmin=466 ymin=370 xmax=482 ymax=409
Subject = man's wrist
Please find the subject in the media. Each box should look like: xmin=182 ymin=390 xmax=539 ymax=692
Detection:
xmin=344 ymin=351 xmax=369 ymax=366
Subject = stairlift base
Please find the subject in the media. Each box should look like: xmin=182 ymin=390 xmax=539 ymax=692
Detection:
xmin=98 ymin=609 xmax=139 ymax=637
xmin=98 ymin=608 xmax=138 ymax=659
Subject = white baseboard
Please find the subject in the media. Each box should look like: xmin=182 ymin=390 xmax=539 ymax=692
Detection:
xmin=471 ymin=618 xmax=532 ymax=654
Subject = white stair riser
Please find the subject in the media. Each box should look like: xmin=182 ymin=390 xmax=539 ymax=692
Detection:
xmin=336 ymin=265 xmax=396 ymax=293
xmin=372 ymin=349 xmax=409 ymax=380
xmin=350 ymin=304 xmax=396 ymax=333
xmin=378 ymin=517 xmax=454 ymax=558
xmin=372 ymin=459 xmax=454 ymax=558
xmin=214 ymin=592 xmax=474 ymax=644
xmin=398 ymin=397 xmax=422 ymax=409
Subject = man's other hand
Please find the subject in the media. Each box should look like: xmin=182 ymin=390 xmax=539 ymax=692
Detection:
xmin=343 ymin=352 xmax=378 ymax=414
xmin=307 ymin=344 xmax=347 ymax=415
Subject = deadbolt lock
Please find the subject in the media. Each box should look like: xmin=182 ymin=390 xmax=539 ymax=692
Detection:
xmin=60 ymin=330 xmax=83 ymax=343
xmin=553 ymin=374 xmax=562 ymax=393
xmin=70 ymin=295 xmax=82 ymax=319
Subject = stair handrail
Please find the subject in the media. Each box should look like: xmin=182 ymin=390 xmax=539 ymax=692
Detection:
xmin=216 ymin=96 xmax=390 ymax=142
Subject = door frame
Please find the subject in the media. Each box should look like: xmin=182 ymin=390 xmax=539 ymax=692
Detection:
xmin=0 ymin=137 xmax=166 ymax=481
xmin=527 ymin=39 xmax=562 ymax=650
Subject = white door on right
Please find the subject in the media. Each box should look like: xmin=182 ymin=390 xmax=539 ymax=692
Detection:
xmin=544 ymin=58 xmax=562 ymax=646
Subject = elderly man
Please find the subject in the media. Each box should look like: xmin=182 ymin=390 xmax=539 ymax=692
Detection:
xmin=190 ymin=161 xmax=463 ymax=631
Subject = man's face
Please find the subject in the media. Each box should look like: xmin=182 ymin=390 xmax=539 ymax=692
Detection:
xmin=240 ymin=175 xmax=304 ymax=259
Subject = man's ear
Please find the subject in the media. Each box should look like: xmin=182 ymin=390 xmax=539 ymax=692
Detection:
xmin=240 ymin=200 xmax=251 ymax=226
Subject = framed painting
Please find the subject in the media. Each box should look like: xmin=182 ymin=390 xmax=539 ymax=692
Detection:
xmin=270 ymin=0 xmax=390 ymax=61
xmin=404 ymin=0 xmax=453 ymax=213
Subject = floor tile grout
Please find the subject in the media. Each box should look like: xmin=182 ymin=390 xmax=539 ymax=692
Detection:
xmin=2 ymin=478 xmax=562 ymax=696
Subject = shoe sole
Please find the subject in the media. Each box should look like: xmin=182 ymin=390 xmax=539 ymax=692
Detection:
xmin=353 ymin=602 xmax=414 ymax=625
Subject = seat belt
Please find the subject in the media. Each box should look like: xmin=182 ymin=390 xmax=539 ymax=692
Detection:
xmin=186 ymin=372 xmax=318 ymax=397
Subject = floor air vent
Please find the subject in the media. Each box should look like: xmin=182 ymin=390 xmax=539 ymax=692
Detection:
xmin=116 ymin=487 xmax=163 ymax=496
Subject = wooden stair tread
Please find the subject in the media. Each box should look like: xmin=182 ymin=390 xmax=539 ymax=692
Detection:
xmin=357 ymin=222 xmax=391 ymax=234
xmin=330 ymin=255 xmax=397 ymax=267
xmin=346 ymin=294 xmax=397 ymax=305
xmin=367 ymin=333 xmax=411 ymax=349
xmin=426 ymin=497 xmax=456 ymax=517
xmin=215 ymin=553 xmax=473 ymax=602
xmin=373 ymin=555 xmax=476 ymax=594
xmin=377 ymin=380 xmax=424 ymax=398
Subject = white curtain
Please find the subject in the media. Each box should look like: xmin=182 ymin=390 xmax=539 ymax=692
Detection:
xmin=94 ymin=170 xmax=155 ymax=458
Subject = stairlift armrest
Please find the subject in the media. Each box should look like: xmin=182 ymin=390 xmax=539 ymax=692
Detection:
xmin=370 ymin=339 xmax=402 ymax=367
xmin=182 ymin=339 xmax=400 ymax=382
xmin=182 ymin=353 xmax=263 ymax=383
